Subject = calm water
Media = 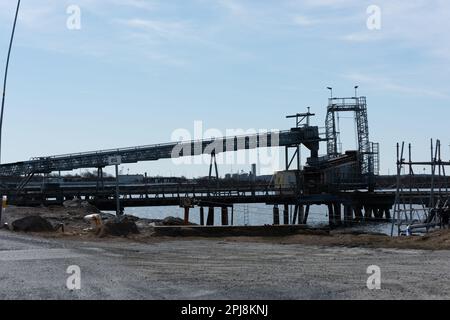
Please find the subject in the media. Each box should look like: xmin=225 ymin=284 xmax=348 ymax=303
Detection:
xmin=119 ymin=204 xmax=393 ymax=235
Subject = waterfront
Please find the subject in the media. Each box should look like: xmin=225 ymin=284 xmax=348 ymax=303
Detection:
xmin=123 ymin=204 xmax=394 ymax=235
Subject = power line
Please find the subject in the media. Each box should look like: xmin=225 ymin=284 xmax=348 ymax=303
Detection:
xmin=0 ymin=0 xmax=21 ymax=164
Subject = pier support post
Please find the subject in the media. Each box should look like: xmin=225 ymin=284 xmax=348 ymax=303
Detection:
xmin=333 ymin=203 xmax=342 ymax=226
xmin=385 ymin=208 xmax=391 ymax=220
xmin=298 ymin=205 xmax=304 ymax=225
xmin=372 ymin=207 xmax=378 ymax=220
xmin=354 ymin=206 xmax=363 ymax=222
xmin=283 ymin=204 xmax=289 ymax=225
xmin=273 ymin=205 xmax=280 ymax=225
xmin=231 ymin=206 xmax=234 ymax=226
xmin=200 ymin=207 xmax=205 ymax=226
xmin=292 ymin=205 xmax=298 ymax=224
xmin=328 ymin=204 xmax=334 ymax=226
xmin=184 ymin=207 xmax=190 ymax=225
xmin=303 ymin=205 xmax=310 ymax=224
xmin=344 ymin=205 xmax=353 ymax=224
xmin=96 ymin=167 xmax=104 ymax=193
xmin=364 ymin=206 xmax=373 ymax=220
xmin=221 ymin=207 xmax=229 ymax=226
xmin=207 ymin=207 xmax=214 ymax=226
xmin=374 ymin=208 xmax=383 ymax=220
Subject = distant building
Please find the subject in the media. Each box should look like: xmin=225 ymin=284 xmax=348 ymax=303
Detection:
xmin=251 ymin=164 xmax=257 ymax=177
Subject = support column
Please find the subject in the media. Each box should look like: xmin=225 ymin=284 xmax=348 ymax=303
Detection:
xmin=333 ymin=203 xmax=342 ymax=225
xmin=184 ymin=207 xmax=190 ymax=225
xmin=292 ymin=205 xmax=299 ymax=224
xmin=221 ymin=207 xmax=229 ymax=226
xmin=354 ymin=206 xmax=363 ymax=221
xmin=285 ymin=147 xmax=289 ymax=170
xmin=344 ymin=205 xmax=353 ymax=224
xmin=283 ymin=204 xmax=289 ymax=225
xmin=200 ymin=207 xmax=205 ymax=226
xmin=372 ymin=207 xmax=378 ymax=219
xmin=96 ymin=167 xmax=101 ymax=194
xmin=384 ymin=208 xmax=391 ymax=220
xmin=328 ymin=204 xmax=334 ymax=226
xmin=303 ymin=205 xmax=310 ymax=224
xmin=273 ymin=205 xmax=280 ymax=225
xmin=298 ymin=205 xmax=304 ymax=225
xmin=375 ymin=208 xmax=383 ymax=220
xmin=231 ymin=206 xmax=234 ymax=226
xmin=364 ymin=206 xmax=373 ymax=220
xmin=207 ymin=207 xmax=214 ymax=226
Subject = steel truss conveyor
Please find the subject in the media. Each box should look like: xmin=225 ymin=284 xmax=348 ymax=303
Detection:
xmin=0 ymin=127 xmax=320 ymax=177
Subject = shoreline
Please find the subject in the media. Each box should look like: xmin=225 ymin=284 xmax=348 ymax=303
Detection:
xmin=3 ymin=204 xmax=450 ymax=251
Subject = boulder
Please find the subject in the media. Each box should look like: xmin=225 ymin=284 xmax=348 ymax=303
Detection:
xmin=120 ymin=214 xmax=140 ymax=222
xmin=162 ymin=216 xmax=185 ymax=226
xmin=162 ymin=216 xmax=196 ymax=226
xmin=11 ymin=216 xmax=55 ymax=232
xmin=98 ymin=217 xmax=140 ymax=237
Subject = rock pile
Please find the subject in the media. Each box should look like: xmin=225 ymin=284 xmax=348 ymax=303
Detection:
xmin=11 ymin=216 xmax=55 ymax=232
xmin=97 ymin=217 xmax=140 ymax=237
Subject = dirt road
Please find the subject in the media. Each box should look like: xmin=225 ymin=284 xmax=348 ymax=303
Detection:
xmin=1 ymin=230 xmax=449 ymax=300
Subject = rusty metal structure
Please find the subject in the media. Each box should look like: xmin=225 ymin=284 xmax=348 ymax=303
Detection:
xmin=0 ymin=95 xmax=396 ymax=227
xmin=391 ymin=140 xmax=450 ymax=236
xmin=325 ymin=96 xmax=379 ymax=178
xmin=0 ymin=129 xmax=319 ymax=177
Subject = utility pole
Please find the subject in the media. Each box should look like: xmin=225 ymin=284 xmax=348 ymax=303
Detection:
xmin=0 ymin=0 xmax=21 ymax=164
xmin=115 ymin=164 xmax=121 ymax=217
xmin=108 ymin=156 xmax=123 ymax=218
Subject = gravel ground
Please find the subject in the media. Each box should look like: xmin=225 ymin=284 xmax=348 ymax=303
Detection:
xmin=1 ymin=229 xmax=450 ymax=300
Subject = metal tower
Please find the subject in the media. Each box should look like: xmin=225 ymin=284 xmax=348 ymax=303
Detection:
xmin=325 ymin=96 xmax=378 ymax=176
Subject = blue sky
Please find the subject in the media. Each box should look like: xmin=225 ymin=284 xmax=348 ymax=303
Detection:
xmin=0 ymin=0 xmax=449 ymax=177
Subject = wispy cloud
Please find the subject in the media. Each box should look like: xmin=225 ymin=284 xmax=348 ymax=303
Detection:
xmin=343 ymin=72 xmax=449 ymax=99
xmin=117 ymin=18 xmax=189 ymax=40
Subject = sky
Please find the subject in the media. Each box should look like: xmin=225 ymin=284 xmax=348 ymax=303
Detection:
xmin=0 ymin=0 xmax=449 ymax=177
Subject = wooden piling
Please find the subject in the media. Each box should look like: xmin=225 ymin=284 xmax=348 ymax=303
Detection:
xmin=231 ymin=206 xmax=234 ymax=226
xmin=354 ymin=206 xmax=363 ymax=221
xmin=303 ymin=205 xmax=310 ymax=224
xmin=385 ymin=208 xmax=391 ymax=220
xmin=292 ymin=205 xmax=299 ymax=224
xmin=333 ymin=203 xmax=342 ymax=225
xmin=364 ymin=206 xmax=373 ymax=220
xmin=207 ymin=207 xmax=214 ymax=226
xmin=200 ymin=207 xmax=205 ymax=226
xmin=283 ymin=204 xmax=289 ymax=225
xmin=184 ymin=206 xmax=190 ymax=225
xmin=273 ymin=205 xmax=280 ymax=225
xmin=375 ymin=208 xmax=383 ymax=220
xmin=344 ymin=205 xmax=353 ymax=224
xmin=221 ymin=207 xmax=229 ymax=226
xmin=298 ymin=205 xmax=304 ymax=225
xmin=328 ymin=204 xmax=334 ymax=226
